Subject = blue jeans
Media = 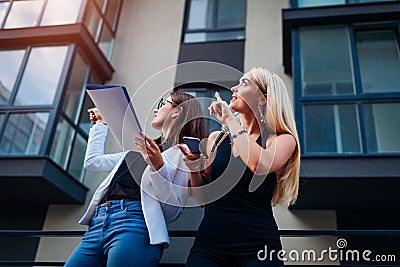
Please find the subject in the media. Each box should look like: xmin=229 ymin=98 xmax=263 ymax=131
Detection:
xmin=65 ymin=199 xmax=164 ymax=267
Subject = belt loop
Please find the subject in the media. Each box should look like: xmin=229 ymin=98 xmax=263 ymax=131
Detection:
xmin=120 ymin=199 xmax=125 ymax=210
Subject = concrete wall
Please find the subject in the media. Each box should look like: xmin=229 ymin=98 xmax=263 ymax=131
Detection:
xmin=35 ymin=0 xmax=186 ymax=262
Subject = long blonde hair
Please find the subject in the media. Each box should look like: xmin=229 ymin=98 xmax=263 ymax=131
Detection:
xmin=249 ymin=67 xmax=300 ymax=206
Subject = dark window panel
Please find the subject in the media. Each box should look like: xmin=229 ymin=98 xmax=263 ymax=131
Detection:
xmin=50 ymin=116 xmax=75 ymax=169
xmin=363 ymin=103 xmax=400 ymax=152
xmin=299 ymin=26 xmax=354 ymax=96
xmin=62 ymin=52 xmax=90 ymax=121
xmin=356 ymin=30 xmax=400 ymax=93
xmin=68 ymin=133 xmax=87 ymax=181
xmin=304 ymin=104 xmax=361 ymax=153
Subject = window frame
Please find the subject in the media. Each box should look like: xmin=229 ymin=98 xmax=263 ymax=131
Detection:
xmin=293 ymin=22 xmax=400 ymax=156
xmin=182 ymin=0 xmax=246 ymax=44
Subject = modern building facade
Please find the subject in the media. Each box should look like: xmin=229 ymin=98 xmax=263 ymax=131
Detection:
xmin=0 ymin=0 xmax=399 ymax=265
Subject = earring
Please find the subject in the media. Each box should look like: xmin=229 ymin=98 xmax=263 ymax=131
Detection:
xmin=171 ymin=114 xmax=177 ymax=119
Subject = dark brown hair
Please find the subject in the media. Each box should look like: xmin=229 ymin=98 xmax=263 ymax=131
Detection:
xmin=165 ymin=91 xmax=206 ymax=145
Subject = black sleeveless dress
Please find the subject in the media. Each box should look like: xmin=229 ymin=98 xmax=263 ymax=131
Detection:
xmin=186 ymin=130 xmax=284 ymax=267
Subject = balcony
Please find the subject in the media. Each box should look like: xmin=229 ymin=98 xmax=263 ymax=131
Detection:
xmin=294 ymin=156 xmax=400 ymax=210
xmin=0 ymin=156 xmax=88 ymax=204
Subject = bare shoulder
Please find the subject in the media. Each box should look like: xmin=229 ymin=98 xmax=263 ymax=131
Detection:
xmin=266 ymin=133 xmax=296 ymax=150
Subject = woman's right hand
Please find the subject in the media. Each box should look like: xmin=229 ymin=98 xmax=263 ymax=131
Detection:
xmin=178 ymin=145 xmax=207 ymax=173
xmin=87 ymin=108 xmax=107 ymax=124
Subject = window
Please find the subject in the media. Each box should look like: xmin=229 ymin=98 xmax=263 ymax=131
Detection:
xmin=293 ymin=0 xmax=399 ymax=8
xmin=0 ymin=112 xmax=49 ymax=155
xmin=14 ymin=46 xmax=68 ymax=106
xmin=50 ymin=51 xmax=97 ymax=181
xmin=177 ymin=85 xmax=232 ymax=134
xmin=3 ymin=0 xmax=44 ymax=29
xmin=83 ymin=0 xmax=122 ymax=59
xmin=0 ymin=49 xmax=25 ymax=105
xmin=183 ymin=0 xmax=246 ymax=43
xmin=297 ymin=24 xmax=400 ymax=154
xmin=40 ymin=0 xmax=82 ymax=26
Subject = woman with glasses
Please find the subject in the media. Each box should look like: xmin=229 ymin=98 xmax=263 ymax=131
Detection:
xmin=64 ymin=91 xmax=206 ymax=267
xmin=181 ymin=67 xmax=300 ymax=267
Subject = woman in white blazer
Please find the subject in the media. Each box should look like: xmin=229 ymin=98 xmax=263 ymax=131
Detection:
xmin=64 ymin=91 xmax=206 ymax=267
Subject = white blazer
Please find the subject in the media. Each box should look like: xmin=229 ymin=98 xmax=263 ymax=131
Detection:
xmin=79 ymin=123 xmax=190 ymax=246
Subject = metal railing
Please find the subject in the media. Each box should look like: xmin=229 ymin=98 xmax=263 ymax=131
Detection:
xmin=1 ymin=230 xmax=399 ymax=266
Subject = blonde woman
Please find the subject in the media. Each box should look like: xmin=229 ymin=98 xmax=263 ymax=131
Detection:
xmin=180 ymin=67 xmax=300 ymax=266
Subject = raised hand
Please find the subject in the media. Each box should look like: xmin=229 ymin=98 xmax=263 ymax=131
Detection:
xmin=87 ymin=108 xmax=107 ymax=124
xmin=135 ymin=132 xmax=164 ymax=171
xmin=208 ymin=92 xmax=234 ymax=124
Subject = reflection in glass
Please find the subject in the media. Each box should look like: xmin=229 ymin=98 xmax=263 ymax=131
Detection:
xmin=50 ymin=116 xmax=75 ymax=168
xmin=356 ymin=30 xmax=400 ymax=93
xmin=4 ymin=0 xmax=44 ymax=29
xmin=79 ymin=92 xmax=95 ymax=134
xmin=84 ymin=0 xmax=102 ymax=39
xmin=364 ymin=103 xmax=400 ymax=152
xmin=14 ymin=46 xmax=68 ymax=105
xmin=300 ymin=26 xmax=354 ymax=96
xmin=68 ymin=133 xmax=87 ymax=181
xmin=304 ymin=104 xmax=360 ymax=153
xmin=98 ymin=24 xmax=113 ymax=58
xmin=0 ymin=113 xmax=4 ymax=129
xmin=0 ymin=112 xmax=49 ymax=155
xmin=0 ymin=49 xmax=25 ymax=105
xmin=184 ymin=30 xmax=245 ymax=43
xmin=40 ymin=0 xmax=82 ymax=26
xmin=62 ymin=52 xmax=89 ymax=120
xmin=0 ymin=1 xmax=9 ymax=25
xmin=188 ymin=0 xmax=213 ymax=30
xmin=217 ymin=0 xmax=245 ymax=29
xmin=105 ymin=0 xmax=119 ymax=29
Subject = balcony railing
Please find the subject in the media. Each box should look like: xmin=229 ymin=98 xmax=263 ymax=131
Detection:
xmin=1 ymin=230 xmax=399 ymax=266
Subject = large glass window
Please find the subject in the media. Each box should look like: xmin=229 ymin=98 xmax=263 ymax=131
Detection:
xmin=184 ymin=0 xmax=246 ymax=43
xmin=83 ymin=0 xmax=121 ymax=59
xmin=300 ymin=26 xmax=354 ymax=96
xmin=40 ymin=0 xmax=82 ymax=26
xmin=4 ymin=0 xmax=44 ymax=29
xmin=298 ymin=24 xmax=400 ymax=154
xmin=50 ymin=55 xmax=98 ymax=181
xmin=62 ymin=53 xmax=89 ymax=120
xmin=355 ymin=30 xmax=400 ymax=93
xmin=14 ymin=46 xmax=68 ymax=106
xmin=0 ymin=49 xmax=25 ymax=105
xmin=0 ymin=112 xmax=49 ymax=155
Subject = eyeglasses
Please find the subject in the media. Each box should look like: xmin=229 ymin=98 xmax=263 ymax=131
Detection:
xmin=157 ymin=98 xmax=176 ymax=109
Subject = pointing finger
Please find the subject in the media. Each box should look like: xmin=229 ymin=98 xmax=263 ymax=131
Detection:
xmin=215 ymin=91 xmax=223 ymax=102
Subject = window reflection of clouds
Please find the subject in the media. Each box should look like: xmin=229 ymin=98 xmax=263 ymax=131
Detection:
xmin=14 ymin=46 xmax=68 ymax=106
xmin=40 ymin=0 xmax=82 ymax=26
xmin=0 ymin=50 xmax=25 ymax=104
xmin=4 ymin=0 xmax=44 ymax=29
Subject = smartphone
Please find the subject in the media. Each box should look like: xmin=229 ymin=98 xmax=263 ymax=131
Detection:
xmin=183 ymin=136 xmax=201 ymax=154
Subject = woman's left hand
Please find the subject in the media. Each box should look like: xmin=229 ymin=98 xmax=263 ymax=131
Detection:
xmin=135 ymin=132 xmax=164 ymax=171
xmin=209 ymin=92 xmax=234 ymax=124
